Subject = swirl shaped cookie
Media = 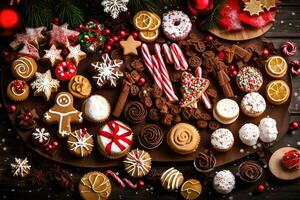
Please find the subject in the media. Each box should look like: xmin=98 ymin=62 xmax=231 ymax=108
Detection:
xmin=138 ymin=124 xmax=163 ymax=149
xmin=124 ymin=101 xmax=147 ymax=123
xmin=167 ymin=123 xmax=200 ymax=155
xmin=11 ymin=57 xmax=37 ymax=81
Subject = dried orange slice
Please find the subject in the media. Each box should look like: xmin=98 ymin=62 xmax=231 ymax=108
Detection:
xmin=266 ymin=80 xmax=290 ymax=105
xmin=133 ymin=11 xmax=153 ymax=31
xmin=139 ymin=29 xmax=159 ymax=42
xmin=265 ymin=56 xmax=287 ymax=78
xmin=148 ymin=12 xmax=161 ymax=31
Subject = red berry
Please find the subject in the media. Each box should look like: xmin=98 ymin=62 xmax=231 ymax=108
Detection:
xmin=102 ymin=28 xmax=111 ymax=36
xmin=118 ymin=30 xmax=126 ymax=38
xmin=107 ymin=38 xmax=115 ymax=45
xmin=104 ymin=45 xmax=112 ymax=52
xmin=230 ymin=70 xmax=238 ymax=77
xmin=112 ymin=36 xmax=119 ymax=42
xmin=290 ymin=120 xmax=299 ymax=130
xmin=48 ymin=144 xmax=53 ymax=150
xmin=53 ymin=141 xmax=59 ymax=147
xmin=262 ymin=49 xmax=269 ymax=56
xmin=131 ymin=31 xmax=139 ymax=39
xmin=138 ymin=180 xmax=145 ymax=187
xmin=228 ymin=65 xmax=235 ymax=71
xmin=137 ymin=77 xmax=146 ymax=86
xmin=217 ymin=52 xmax=225 ymax=59
xmin=205 ymin=35 xmax=214 ymax=42
xmin=257 ymin=184 xmax=265 ymax=192
xmin=52 ymin=17 xmax=60 ymax=25
xmin=8 ymin=104 xmax=16 ymax=113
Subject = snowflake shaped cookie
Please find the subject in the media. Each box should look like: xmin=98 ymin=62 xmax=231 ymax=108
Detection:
xmin=31 ymin=70 xmax=60 ymax=101
xmin=101 ymin=0 xmax=129 ymax=19
xmin=91 ymin=53 xmax=123 ymax=88
xmin=11 ymin=157 xmax=31 ymax=177
xmin=42 ymin=45 xmax=63 ymax=67
xmin=32 ymin=128 xmax=51 ymax=146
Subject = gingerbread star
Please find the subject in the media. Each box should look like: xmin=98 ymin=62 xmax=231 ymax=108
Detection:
xmin=10 ymin=26 xmax=46 ymax=50
xmin=48 ymin=23 xmax=79 ymax=47
xmin=244 ymin=0 xmax=264 ymax=16
xmin=19 ymin=41 xmax=40 ymax=60
xmin=66 ymin=44 xmax=87 ymax=66
xmin=42 ymin=45 xmax=63 ymax=67
xmin=261 ymin=0 xmax=276 ymax=11
xmin=120 ymin=35 xmax=141 ymax=55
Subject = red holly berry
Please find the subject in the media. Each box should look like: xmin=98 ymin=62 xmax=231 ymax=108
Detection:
xmin=137 ymin=77 xmax=146 ymax=86
xmin=205 ymin=35 xmax=214 ymax=42
xmin=138 ymin=180 xmax=145 ymax=187
xmin=118 ymin=30 xmax=126 ymax=38
xmin=262 ymin=49 xmax=270 ymax=56
xmin=107 ymin=38 xmax=115 ymax=45
xmin=230 ymin=70 xmax=238 ymax=77
xmin=53 ymin=141 xmax=59 ymax=147
xmin=289 ymin=120 xmax=299 ymax=130
xmin=131 ymin=31 xmax=139 ymax=39
xmin=102 ymin=28 xmax=111 ymax=36
xmin=112 ymin=36 xmax=119 ymax=42
xmin=104 ymin=45 xmax=112 ymax=53
xmin=257 ymin=184 xmax=265 ymax=192
xmin=217 ymin=52 xmax=225 ymax=59
xmin=8 ymin=104 xmax=16 ymax=113
xmin=48 ymin=144 xmax=53 ymax=150
xmin=228 ymin=65 xmax=235 ymax=71
xmin=52 ymin=17 xmax=61 ymax=25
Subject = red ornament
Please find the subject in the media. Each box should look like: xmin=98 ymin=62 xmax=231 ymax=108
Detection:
xmin=118 ymin=30 xmax=126 ymax=38
xmin=55 ymin=61 xmax=77 ymax=81
xmin=138 ymin=180 xmax=145 ymax=187
xmin=191 ymin=0 xmax=210 ymax=10
xmin=104 ymin=45 xmax=112 ymax=53
xmin=262 ymin=49 xmax=270 ymax=56
xmin=131 ymin=31 xmax=139 ymax=39
xmin=217 ymin=52 xmax=225 ymax=59
xmin=228 ymin=65 xmax=235 ymax=71
xmin=8 ymin=104 xmax=17 ymax=113
xmin=188 ymin=0 xmax=214 ymax=15
xmin=137 ymin=77 xmax=146 ymax=86
xmin=257 ymin=184 xmax=265 ymax=192
xmin=52 ymin=17 xmax=61 ymax=25
xmin=0 ymin=8 xmax=20 ymax=29
xmin=230 ymin=70 xmax=238 ymax=77
xmin=103 ymin=28 xmax=111 ymax=36
xmin=289 ymin=120 xmax=299 ymax=130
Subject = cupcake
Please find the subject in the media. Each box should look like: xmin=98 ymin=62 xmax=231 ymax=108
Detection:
xmin=67 ymin=129 xmax=94 ymax=158
xmin=97 ymin=120 xmax=133 ymax=159
xmin=259 ymin=117 xmax=278 ymax=143
xmin=236 ymin=66 xmax=263 ymax=92
xmin=238 ymin=161 xmax=262 ymax=182
xmin=241 ymin=92 xmax=266 ymax=117
xmin=180 ymin=179 xmax=202 ymax=200
xmin=138 ymin=124 xmax=163 ymax=150
xmin=11 ymin=56 xmax=37 ymax=81
xmin=161 ymin=167 xmax=184 ymax=191
xmin=7 ymin=80 xmax=30 ymax=101
xmin=211 ymin=128 xmax=234 ymax=152
xmin=79 ymin=171 xmax=111 ymax=200
xmin=82 ymin=95 xmax=111 ymax=123
xmin=213 ymin=98 xmax=239 ymax=124
xmin=213 ymin=170 xmax=235 ymax=194
xmin=167 ymin=123 xmax=200 ymax=155
xmin=194 ymin=150 xmax=216 ymax=173
xmin=123 ymin=148 xmax=152 ymax=178
xmin=239 ymin=123 xmax=260 ymax=146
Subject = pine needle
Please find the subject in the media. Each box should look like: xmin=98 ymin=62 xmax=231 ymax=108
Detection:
xmin=55 ymin=0 xmax=84 ymax=28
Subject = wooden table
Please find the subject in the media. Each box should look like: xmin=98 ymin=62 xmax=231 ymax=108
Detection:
xmin=0 ymin=1 xmax=300 ymax=199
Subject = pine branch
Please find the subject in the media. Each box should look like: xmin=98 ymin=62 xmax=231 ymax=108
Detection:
xmin=128 ymin=0 xmax=181 ymax=15
xmin=201 ymin=0 xmax=225 ymax=30
xmin=55 ymin=0 xmax=84 ymax=28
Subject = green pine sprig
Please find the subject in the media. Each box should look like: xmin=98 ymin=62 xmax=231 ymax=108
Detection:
xmin=201 ymin=0 xmax=225 ymax=30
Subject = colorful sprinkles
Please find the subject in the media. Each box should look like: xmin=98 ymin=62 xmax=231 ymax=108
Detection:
xmin=236 ymin=66 xmax=263 ymax=92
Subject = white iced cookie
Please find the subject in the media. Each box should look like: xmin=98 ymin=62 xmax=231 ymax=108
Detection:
xmin=211 ymin=128 xmax=234 ymax=152
xmin=239 ymin=123 xmax=260 ymax=146
xmin=213 ymin=98 xmax=239 ymax=124
xmin=82 ymin=95 xmax=111 ymax=123
xmin=241 ymin=92 xmax=266 ymax=117
xmin=213 ymin=170 xmax=235 ymax=194
xmin=259 ymin=117 xmax=278 ymax=143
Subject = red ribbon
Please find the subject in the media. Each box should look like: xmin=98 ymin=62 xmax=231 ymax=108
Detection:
xmin=98 ymin=121 xmax=132 ymax=155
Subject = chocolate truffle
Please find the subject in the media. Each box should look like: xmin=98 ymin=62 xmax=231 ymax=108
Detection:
xmin=138 ymin=124 xmax=163 ymax=150
xmin=194 ymin=150 xmax=216 ymax=173
xmin=124 ymin=101 xmax=147 ymax=123
xmin=238 ymin=161 xmax=262 ymax=182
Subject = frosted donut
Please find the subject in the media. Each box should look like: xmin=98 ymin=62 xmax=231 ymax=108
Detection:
xmin=162 ymin=10 xmax=192 ymax=41
xmin=281 ymin=41 xmax=297 ymax=56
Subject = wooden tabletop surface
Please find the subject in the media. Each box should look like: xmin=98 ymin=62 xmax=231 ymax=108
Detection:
xmin=0 ymin=1 xmax=300 ymax=200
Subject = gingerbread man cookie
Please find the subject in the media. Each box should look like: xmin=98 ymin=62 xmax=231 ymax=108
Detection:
xmin=43 ymin=92 xmax=83 ymax=138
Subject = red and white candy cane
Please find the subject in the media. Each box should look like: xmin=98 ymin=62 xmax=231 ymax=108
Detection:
xmin=105 ymin=170 xmax=144 ymax=189
xmin=141 ymin=44 xmax=163 ymax=89
xmin=154 ymin=44 xmax=178 ymax=101
xmin=162 ymin=43 xmax=173 ymax=64
xmin=281 ymin=41 xmax=297 ymax=56
xmin=106 ymin=170 xmax=125 ymax=188
xmin=290 ymin=60 xmax=300 ymax=76
xmin=151 ymin=55 xmax=164 ymax=90
xmin=170 ymin=43 xmax=188 ymax=70
xmin=195 ymin=67 xmax=212 ymax=109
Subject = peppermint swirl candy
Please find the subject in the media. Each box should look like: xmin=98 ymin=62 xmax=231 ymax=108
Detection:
xmin=139 ymin=124 xmax=163 ymax=149
xmin=194 ymin=150 xmax=216 ymax=172
xmin=124 ymin=101 xmax=147 ymax=123
xmin=12 ymin=57 xmax=37 ymax=81
xmin=290 ymin=60 xmax=300 ymax=76
xmin=281 ymin=41 xmax=297 ymax=56
xmin=238 ymin=161 xmax=262 ymax=182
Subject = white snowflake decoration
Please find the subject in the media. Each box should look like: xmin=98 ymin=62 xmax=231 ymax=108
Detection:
xmin=101 ymin=0 xmax=129 ymax=19
xmin=68 ymin=130 xmax=94 ymax=157
xmin=11 ymin=157 xmax=31 ymax=177
xmin=32 ymin=128 xmax=50 ymax=144
xmin=30 ymin=70 xmax=60 ymax=101
xmin=91 ymin=53 xmax=123 ymax=87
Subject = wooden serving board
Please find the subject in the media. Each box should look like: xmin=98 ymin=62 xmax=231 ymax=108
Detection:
xmin=1 ymin=30 xmax=291 ymax=168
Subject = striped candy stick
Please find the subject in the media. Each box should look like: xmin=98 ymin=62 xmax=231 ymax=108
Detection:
xmin=170 ymin=43 xmax=188 ymax=70
xmin=162 ymin=43 xmax=173 ymax=64
xmin=195 ymin=67 xmax=212 ymax=109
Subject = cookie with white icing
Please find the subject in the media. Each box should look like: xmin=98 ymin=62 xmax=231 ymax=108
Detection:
xmin=213 ymin=98 xmax=239 ymax=124
xmin=161 ymin=167 xmax=184 ymax=191
xmin=31 ymin=127 xmax=51 ymax=147
xmin=239 ymin=123 xmax=260 ymax=146
xmin=213 ymin=170 xmax=235 ymax=194
xmin=82 ymin=95 xmax=111 ymax=123
xmin=241 ymin=92 xmax=266 ymax=117
xmin=211 ymin=128 xmax=234 ymax=152
xmin=259 ymin=116 xmax=278 ymax=143
xmin=67 ymin=129 xmax=94 ymax=157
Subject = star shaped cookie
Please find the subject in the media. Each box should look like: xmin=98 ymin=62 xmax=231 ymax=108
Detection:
xmin=48 ymin=23 xmax=79 ymax=47
xmin=244 ymin=0 xmax=264 ymax=16
xmin=66 ymin=45 xmax=87 ymax=66
xmin=120 ymin=35 xmax=141 ymax=55
xmin=42 ymin=45 xmax=63 ymax=67
xmin=19 ymin=41 xmax=40 ymax=60
xmin=261 ymin=0 xmax=276 ymax=11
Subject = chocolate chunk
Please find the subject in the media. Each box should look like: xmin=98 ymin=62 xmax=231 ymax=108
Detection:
xmin=149 ymin=108 xmax=160 ymax=121
xmin=194 ymin=41 xmax=206 ymax=53
xmin=181 ymin=108 xmax=192 ymax=120
xmin=125 ymin=72 xmax=135 ymax=84
xmin=206 ymin=88 xmax=217 ymax=99
xmin=161 ymin=114 xmax=173 ymax=126
xmin=170 ymin=104 xmax=181 ymax=115
xmin=131 ymin=59 xmax=145 ymax=72
xmin=155 ymin=97 xmax=166 ymax=109
xmin=144 ymin=96 xmax=153 ymax=108
xmin=191 ymin=108 xmax=202 ymax=120
xmin=160 ymin=105 xmax=169 ymax=114
xmin=113 ymin=81 xmax=131 ymax=117
xmin=152 ymin=85 xmax=163 ymax=98
xmin=174 ymin=114 xmax=182 ymax=123
xmin=188 ymin=56 xmax=202 ymax=68
xmin=124 ymin=101 xmax=147 ymax=123
xmin=189 ymin=33 xmax=198 ymax=40
xmin=130 ymin=85 xmax=140 ymax=96
xmin=197 ymin=120 xmax=208 ymax=129
xmin=233 ymin=44 xmax=252 ymax=62
xmin=208 ymin=120 xmax=220 ymax=131
xmin=202 ymin=50 xmax=215 ymax=59
xmin=111 ymin=49 xmax=122 ymax=60
xmin=199 ymin=113 xmax=211 ymax=121
xmin=130 ymin=70 xmax=141 ymax=82
xmin=170 ymin=71 xmax=182 ymax=83
xmin=186 ymin=49 xmax=197 ymax=57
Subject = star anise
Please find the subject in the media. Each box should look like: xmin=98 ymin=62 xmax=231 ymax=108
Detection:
xmin=29 ymin=169 xmax=47 ymax=186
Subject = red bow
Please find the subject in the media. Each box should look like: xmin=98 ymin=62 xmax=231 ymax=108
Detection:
xmin=98 ymin=121 xmax=132 ymax=155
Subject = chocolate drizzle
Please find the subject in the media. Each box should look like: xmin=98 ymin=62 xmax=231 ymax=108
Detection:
xmin=124 ymin=101 xmax=147 ymax=123
xmin=238 ymin=161 xmax=262 ymax=182
xmin=139 ymin=124 xmax=163 ymax=149
xmin=194 ymin=150 xmax=216 ymax=172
